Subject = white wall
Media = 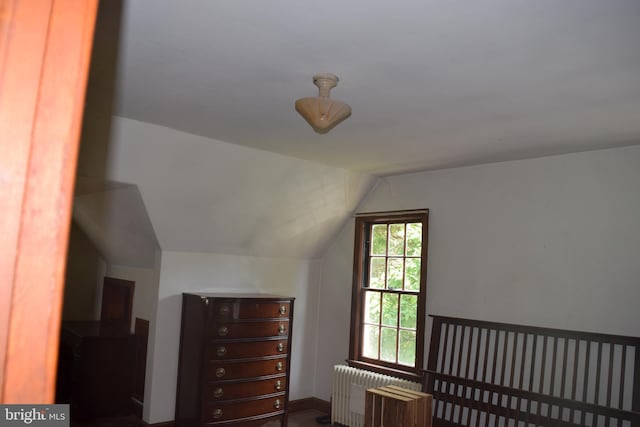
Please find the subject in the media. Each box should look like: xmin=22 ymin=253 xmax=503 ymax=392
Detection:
xmin=146 ymin=251 xmax=321 ymax=424
xmin=314 ymin=145 xmax=640 ymax=400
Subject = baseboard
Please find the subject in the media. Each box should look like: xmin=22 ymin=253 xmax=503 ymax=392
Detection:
xmin=142 ymin=421 xmax=175 ymax=427
xmin=131 ymin=397 xmax=143 ymax=419
xmin=288 ymin=397 xmax=331 ymax=414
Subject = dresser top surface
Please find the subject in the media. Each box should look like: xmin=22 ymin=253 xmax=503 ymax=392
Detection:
xmin=183 ymin=292 xmax=293 ymax=300
xmin=61 ymin=320 xmax=132 ymax=338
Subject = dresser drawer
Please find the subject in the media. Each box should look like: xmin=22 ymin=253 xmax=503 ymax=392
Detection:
xmin=212 ymin=301 xmax=291 ymax=320
xmin=211 ymin=321 xmax=289 ymax=339
xmin=206 ymin=377 xmax=286 ymax=401
xmin=206 ymin=395 xmax=284 ymax=423
xmin=209 ymin=357 xmax=287 ymax=380
xmin=209 ymin=339 xmax=287 ymax=360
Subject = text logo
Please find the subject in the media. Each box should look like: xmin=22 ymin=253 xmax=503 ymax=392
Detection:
xmin=1 ymin=405 xmax=69 ymax=427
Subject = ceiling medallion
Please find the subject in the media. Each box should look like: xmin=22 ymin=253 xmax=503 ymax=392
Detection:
xmin=295 ymin=73 xmax=351 ymax=134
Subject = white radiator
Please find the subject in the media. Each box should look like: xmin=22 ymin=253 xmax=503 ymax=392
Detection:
xmin=331 ymin=365 xmax=422 ymax=427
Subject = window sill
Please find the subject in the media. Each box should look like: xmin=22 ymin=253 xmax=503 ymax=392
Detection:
xmin=346 ymin=360 xmax=425 ymax=385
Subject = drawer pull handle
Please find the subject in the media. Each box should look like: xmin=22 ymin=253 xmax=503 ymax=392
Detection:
xmin=215 ymin=367 xmax=226 ymax=378
xmin=276 ymin=362 xmax=283 ymax=371
xmin=219 ymin=305 xmax=230 ymax=316
xmin=277 ymin=342 xmax=284 ymax=352
xmin=213 ymin=387 xmax=224 ymax=398
xmin=275 ymin=380 xmax=282 ymax=390
xmin=278 ymin=325 xmax=286 ymax=334
xmin=218 ymin=326 xmax=228 ymax=337
xmin=274 ymin=399 xmax=281 ymax=410
xmin=279 ymin=305 xmax=287 ymax=315
xmin=213 ymin=408 xmax=223 ymax=419
xmin=216 ymin=346 xmax=227 ymax=357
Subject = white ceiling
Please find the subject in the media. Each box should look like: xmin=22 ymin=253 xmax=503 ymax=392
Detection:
xmin=112 ymin=0 xmax=640 ymax=175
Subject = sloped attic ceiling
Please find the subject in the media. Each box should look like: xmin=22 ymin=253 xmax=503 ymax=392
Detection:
xmin=76 ymin=114 xmax=376 ymax=259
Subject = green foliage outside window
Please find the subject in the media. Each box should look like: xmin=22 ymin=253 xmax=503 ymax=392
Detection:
xmin=362 ymin=221 xmax=423 ymax=367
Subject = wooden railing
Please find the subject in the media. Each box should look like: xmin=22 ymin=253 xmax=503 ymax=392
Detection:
xmin=424 ymin=315 xmax=640 ymax=427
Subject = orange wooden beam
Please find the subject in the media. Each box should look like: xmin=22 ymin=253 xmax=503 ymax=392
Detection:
xmin=0 ymin=0 xmax=98 ymax=403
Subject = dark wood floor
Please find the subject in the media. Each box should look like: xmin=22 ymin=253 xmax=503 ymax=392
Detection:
xmin=263 ymin=410 xmax=330 ymax=427
xmin=71 ymin=410 xmax=331 ymax=427
xmin=71 ymin=414 xmax=139 ymax=427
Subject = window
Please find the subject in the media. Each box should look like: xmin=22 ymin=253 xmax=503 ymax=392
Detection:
xmin=348 ymin=210 xmax=428 ymax=381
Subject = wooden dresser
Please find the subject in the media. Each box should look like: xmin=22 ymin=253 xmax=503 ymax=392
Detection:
xmin=175 ymin=293 xmax=295 ymax=427
xmin=56 ymin=321 xmax=135 ymax=420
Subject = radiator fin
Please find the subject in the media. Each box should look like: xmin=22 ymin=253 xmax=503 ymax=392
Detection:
xmin=331 ymin=365 xmax=421 ymax=427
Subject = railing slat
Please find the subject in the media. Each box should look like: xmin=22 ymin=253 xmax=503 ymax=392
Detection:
xmin=526 ymin=333 xmax=538 ymax=424
xmin=581 ymin=340 xmax=591 ymax=426
xmin=507 ymin=331 xmax=518 ymax=423
xmin=538 ymin=335 xmax=548 ymax=426
xmin=595 ymin=342 xmax=603 ymax=405
xmin=463 ymin=326 xmax=474 ymax=426
xmin=569 ymin=339 xmax=580 ymax=424
xmin=550 ymin=336 xmax=558 ymax=398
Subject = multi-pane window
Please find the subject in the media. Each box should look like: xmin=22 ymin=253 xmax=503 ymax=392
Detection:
xmin=349 ymin=210 xmax=428 ymax=380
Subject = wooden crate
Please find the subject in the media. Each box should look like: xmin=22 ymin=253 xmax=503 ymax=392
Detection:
xmin=365 ymin=385 xmax=432 ymax=427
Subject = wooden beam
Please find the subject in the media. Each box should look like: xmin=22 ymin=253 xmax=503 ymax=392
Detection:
xmin=0 ymin=0 xmax=98 ymax=403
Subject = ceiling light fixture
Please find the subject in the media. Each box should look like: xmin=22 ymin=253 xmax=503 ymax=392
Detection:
xmin=295 ymin=73 xmax=351 ymax=134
